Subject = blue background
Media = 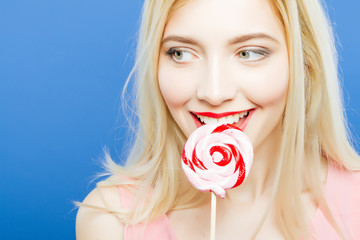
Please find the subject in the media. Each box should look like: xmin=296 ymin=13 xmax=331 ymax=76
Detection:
xmin=0 ymin=0 xmax=359 ymax=239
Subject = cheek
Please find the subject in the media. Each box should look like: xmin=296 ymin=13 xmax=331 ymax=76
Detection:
xmin=241 ymin=60 xmax=289 ymax=106
xmin=158 ymin=62 xmax=198 ymax=108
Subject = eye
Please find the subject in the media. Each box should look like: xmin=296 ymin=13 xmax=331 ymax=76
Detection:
xmin=238 ymin=49 xmax=269 ymax=61
xmin=166 ymin=48 xmax=196 ymax=63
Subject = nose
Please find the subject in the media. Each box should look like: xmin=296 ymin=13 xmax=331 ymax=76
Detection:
xmin=197 ymin=57 xmax=236 ymax=105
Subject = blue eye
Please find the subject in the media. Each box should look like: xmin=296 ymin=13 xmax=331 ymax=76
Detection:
xmin=166 ymin=48 xmax=195 ymax=62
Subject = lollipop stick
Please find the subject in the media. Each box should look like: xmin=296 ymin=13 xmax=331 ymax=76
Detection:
xmin=210 ymin=192 xmax=216 ymax=240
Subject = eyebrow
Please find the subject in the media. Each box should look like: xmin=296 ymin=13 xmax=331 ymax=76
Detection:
xmin=161 ymin=35 xmax=200 ymax=45
xmin=161 ymin=33 xmax=280 ymax=46
xmin=227 ymin=33 xmax=280 ymax=45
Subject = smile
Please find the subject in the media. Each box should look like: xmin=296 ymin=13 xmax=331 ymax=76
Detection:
xmin=191 ymin=109 xmax=255 ymax=130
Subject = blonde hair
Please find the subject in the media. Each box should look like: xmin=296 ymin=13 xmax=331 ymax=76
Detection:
xmin=95 ymin=0 xmax=360 ymax=238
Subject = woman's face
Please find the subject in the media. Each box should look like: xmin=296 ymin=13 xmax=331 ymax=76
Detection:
xmin=158 ymin=0 xmax=289 ymax=152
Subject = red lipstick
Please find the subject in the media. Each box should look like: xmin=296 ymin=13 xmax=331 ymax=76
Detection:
xmin=191 ymin=109 xmax=256 ymax=131
xmin=192 ymin=110 xmax=248 ymax=119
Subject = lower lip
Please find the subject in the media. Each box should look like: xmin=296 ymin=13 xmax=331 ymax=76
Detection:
xmin=191 ymin=109 xmax=256 ymax=131
xmin=191 ymin=113 xmax=203 ymax=128
xmin=237 ymin=109 xmax=255 ymax=131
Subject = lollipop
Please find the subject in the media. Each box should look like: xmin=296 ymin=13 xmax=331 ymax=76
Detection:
xmin=182 ymin=123 xmax=253 ymax=198
xmin=182 ymin=123 xmax=253 ymax=240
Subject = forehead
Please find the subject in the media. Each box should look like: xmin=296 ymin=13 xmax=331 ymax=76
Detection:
xmin=163 ymin=0 xmax=284 ymax=42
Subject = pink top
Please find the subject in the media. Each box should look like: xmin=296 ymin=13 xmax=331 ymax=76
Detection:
xmin=119 ymin=163 xmax=360 ymax=240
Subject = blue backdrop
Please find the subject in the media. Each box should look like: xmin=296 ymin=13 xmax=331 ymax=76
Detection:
xmin=0 ymin=0 xmax=359 ymax=239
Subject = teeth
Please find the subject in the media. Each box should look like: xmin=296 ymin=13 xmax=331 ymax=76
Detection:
xmin=218 ymin=116 xmax=229 ymax=124
xmin=239 ymin=111 xmax=249 ymax=118
xmin=226 ymin=115 xmax=235 ymax=124
xmin=234 ymin=114 xmax=240 ymax=122
xmin=207 ymin=117 xmax=217 ymax=124
xmin=196 ymin=111 xmax=249 ymax=124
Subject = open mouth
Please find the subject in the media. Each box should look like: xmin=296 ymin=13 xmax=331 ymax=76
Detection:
xmin=191 ymin=109 xmax=255 ymax=131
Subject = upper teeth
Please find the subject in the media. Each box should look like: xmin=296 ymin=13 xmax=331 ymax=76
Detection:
xmin=196 ymin=111 xmax=249 ymax=125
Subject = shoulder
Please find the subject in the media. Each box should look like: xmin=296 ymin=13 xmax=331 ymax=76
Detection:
xmin=325 ymin=164 xmax=360 ymax=236
xmin=326 ymin=163 xmax=360 ymax=202
xmin=310 ymin=164 xmax=360 ymax=238
xmin=76 ymin=185 xmax=124 ymax=240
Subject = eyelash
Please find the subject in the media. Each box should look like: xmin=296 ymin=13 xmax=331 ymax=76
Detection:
xmin=237 ymin=48 xmax=271 ymax=62
xmin=166 ymin=48 xmax=196 ymax=62
xmin=166 ymin=48 xmax=179 ymax=56
xmin=165 ymin=47 xmax=271 ymax=63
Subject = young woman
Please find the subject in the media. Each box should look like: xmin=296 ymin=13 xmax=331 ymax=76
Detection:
xmin=76 ymin=0 xmax=360 ymax=239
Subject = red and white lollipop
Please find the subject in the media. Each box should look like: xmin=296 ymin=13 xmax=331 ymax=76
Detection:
xmin=182 ymin=123 xmax=253 ymax=199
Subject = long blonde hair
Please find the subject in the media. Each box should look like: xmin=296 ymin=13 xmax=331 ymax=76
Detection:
xmin=96 ymin=0 xmax=360 ymax=238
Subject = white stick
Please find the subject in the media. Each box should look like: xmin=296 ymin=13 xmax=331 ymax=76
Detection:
xmin=210 ymin=192 xmax=217 ymax=240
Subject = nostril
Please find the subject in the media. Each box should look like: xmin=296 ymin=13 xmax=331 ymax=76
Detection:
xmin=197 ymin=90 xmax=231 ymax=105
xmin=197 ymin=94 xmax=234 ymax=106
xmin=196 ymin=81 xmax=237 ymax=106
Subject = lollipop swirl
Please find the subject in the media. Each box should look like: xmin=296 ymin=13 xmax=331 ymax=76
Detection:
xmin=182 ymin=124 xmax=253 ymax=198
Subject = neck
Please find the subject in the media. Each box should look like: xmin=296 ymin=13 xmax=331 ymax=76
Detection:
xmin=224 ymin=124 xmax=283 ymax=203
